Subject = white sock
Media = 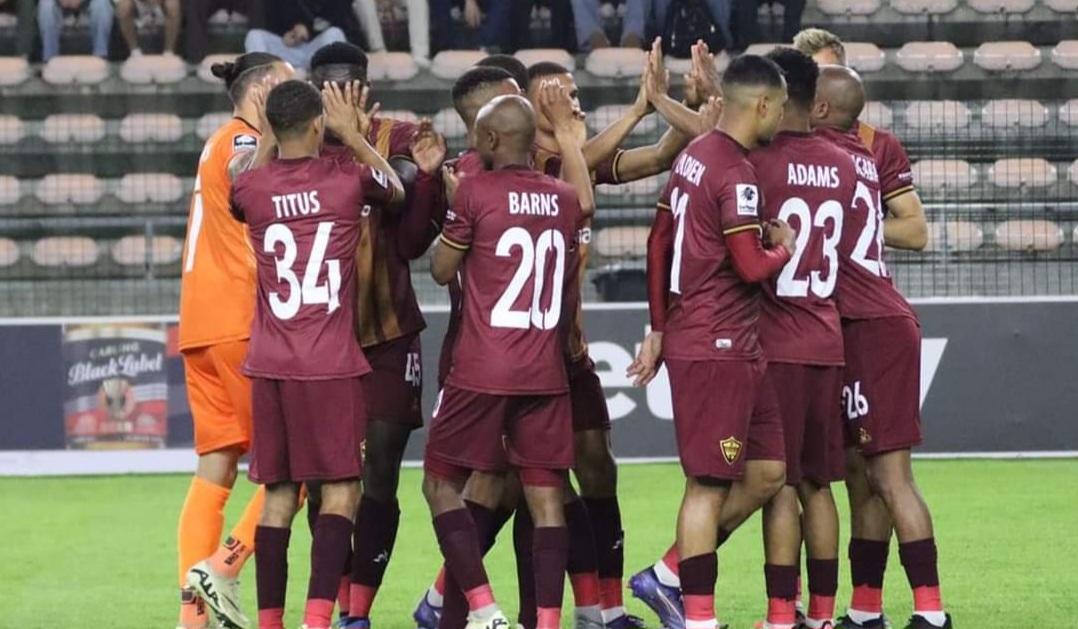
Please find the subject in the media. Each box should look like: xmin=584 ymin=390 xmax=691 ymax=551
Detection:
xmin=426 ymin=584 xmax=444 ymax=608
xmin=601 ymin=606 xmax=627 ymax=623
xmin=653 ymin=559 xmax=680 ymax=588
xmin=685 ymin=619 xmax=717 ymax=629
xmin=804 ymin=619 xmax=832 ymax=629
xmin=846 ymin=609 xmax=882 ymax=624
xmin=914 ymin=611 xmax=947 ymax=627
xmin=469 ymin=604 xmax=499 ymax=622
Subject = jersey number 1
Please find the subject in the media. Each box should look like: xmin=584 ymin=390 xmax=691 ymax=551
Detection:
xmin=492 ymin=227 xmax=567 ymax=330
xmin=264 ymin=222 xmax=341 ymax=320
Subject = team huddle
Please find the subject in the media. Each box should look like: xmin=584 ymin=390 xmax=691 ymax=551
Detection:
xmin=173 ymin=27 xmax=952 ymax=629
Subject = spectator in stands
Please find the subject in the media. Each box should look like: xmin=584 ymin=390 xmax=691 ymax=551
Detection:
xmin=570 ymin=0 xmax=633 ymax=50
xmin=732 ymin=0 xmax=803 ymax=50
xmin=510 ymin=0 xmax=574 ymax=52
xmin=573 ymin=0 xmax=732 ymax=50
xmin=430 ymin=0 xmax=511 ymax=54
xmin=185 ymin=0 xmax=262 ymax=63
xmin=354 ymin=0 xmax=431 ymax=67
xmin=115 ymin=0 xmax=181 ymax=57
xmin=0 ymin=0 xmax=35 ymax=59
xmin=244 ymin=0 xmax=358 ymax=69
xmin=37 ymin=0 xmax=115 ymax=61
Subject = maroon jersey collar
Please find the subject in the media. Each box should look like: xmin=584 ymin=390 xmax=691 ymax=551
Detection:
xmin=713 ymin=130 xmax=750 ymax=155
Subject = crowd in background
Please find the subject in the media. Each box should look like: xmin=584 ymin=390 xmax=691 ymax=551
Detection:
xmin=0 ymin=0 xmax=802 ymax=68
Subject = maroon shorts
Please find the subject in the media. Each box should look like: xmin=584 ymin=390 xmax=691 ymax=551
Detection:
xmin=569 ymin=355 xmax=612 ymax=433
xmin=841 ymin=316 xmax=923 ymax=456
xmin=362 ymin=333 xmax=423 ymax=429
xmin=248 ymin=377 xmax=366 ymax=484
xmin=424 ymin=385 xmax=573 ymax=480
xmin=667 ymin=357 xmax=785 ymax=481
xmin=768 ymin=362 xmax=844 ymax=485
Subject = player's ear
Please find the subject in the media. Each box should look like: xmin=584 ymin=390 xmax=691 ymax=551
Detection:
xmin=811 ymin=98 xmax=828 ymax=122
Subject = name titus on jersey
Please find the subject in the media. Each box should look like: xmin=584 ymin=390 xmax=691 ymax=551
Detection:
xmin=272 ymin=191 xmax=321 ymax=219
xmin=509 ymin=191 xmax=560 ymax=216
xmin=674 ymin=153 xmax=707 ymax=186
xmin=787 ymin=163 xmax=841 ymax=188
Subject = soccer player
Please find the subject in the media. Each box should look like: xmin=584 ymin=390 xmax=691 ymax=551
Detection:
xmin=423 ymin=90 xmax=593 ymax=629
xmin=748 ymin=48 xmax=858 ymax=629
xmin=626 ymin=54 xmax=796 ymax=629
xmin=178 ymin=51 xmax=293 ymax=629
xmin=305 ymin=42 xmax=448 ymax=629
xmin=811 ymin=66 xmax=951 ymax=629
xmin=233 ymin=79 xmax=404 ymax=629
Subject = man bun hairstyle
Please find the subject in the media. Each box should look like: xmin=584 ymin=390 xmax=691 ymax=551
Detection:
xmin=211 ymin=52 xmax=281 ymax=103
xmin=476 ymin=54 xmax=529 ymax=92
xmin=766 ymin=47 xmax=819 ymax=110
xmin=722 ymin=54 xmax=786 ymax=91
xmin=265 ymin=80 xmax=324 ymax=140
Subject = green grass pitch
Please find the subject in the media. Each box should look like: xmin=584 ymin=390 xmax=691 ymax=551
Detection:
xmin=1 ymin=460 xmax=1076 ymax=628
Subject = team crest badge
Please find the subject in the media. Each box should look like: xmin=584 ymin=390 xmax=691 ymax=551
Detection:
xmin=859 ymin=428 xmax=872 ymax=445
xmin=720 ymin=436 xmax=743 ymax=464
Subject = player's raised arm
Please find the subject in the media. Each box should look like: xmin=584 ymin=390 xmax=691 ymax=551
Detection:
xmin=323 ymin=81 xmax=406 ymax=209
xmin=395 ymin=118 xmax=449 ymax=259
xmin=538 ymin=79 xmax=596 ymax=219
xmin=579 ymin=64 xmax=652 ymax=170
xmin=646 ymin=41 xmax=722 ymax=138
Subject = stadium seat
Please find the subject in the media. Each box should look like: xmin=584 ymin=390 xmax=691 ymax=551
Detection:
xmin=41 ymin=114 xmax=107 ymax=144
xmin=515 ymin=49 xmax=576 ymax=71
xmin=120 ymin=54 xmax=186 ymax=84
xmin=32 ymin=237 xmax=99 ymax=267
xmin=903 ymin=100 xmax=972 ymax=130
xmin=981 ymin=100 xmax=1049 ymax=128
xmin=968 ymin=0 xmax=1034 ymax=12
xmin=1051 ymin=41 xmax=1078 ymax=70
xmin=989 ymin=158 xmax=1057 ymax=188
xmin=119 ymin=114 xmax=184 ymax=143
xmin=890 ymin=0 xmax=959 ymax=14
xmin=816 ymin=0 xmax=881 ymax=15
xmin=379 ymin=110 xmax=420 ymax=125
xmin=911 ymin=159 xmax=977 ymax=190
xmin=111 ymin=235 xmax=182 ymax=266
xmin=1068 ymin=159 xmax=1078 ymax=186
xmin=431 ymin=50 xmax=485 ymax=80
xmin=973 ymin=41 xmax=1041 ymax=71
xmin=846 ymin=43 xmax=887 ymax=73
xmin=196 ymin=112 xmax=233 ymax=140
xmin=860 ymin=102 xmax=894 ymax=129
xmin=924 ymin=221 xmax=984 ymax=252
xmin=0 ymin=238 xmax=18 ymax=267
xmin=42 ymin=56 xmax=109 ymax=85
xmin=0 ymin=13 xmax=14 ymax=27
xmin=585 ymin=48 xmax=648 ymax=78
xmin=1061 ymin=100 xmax=1078 ymax=127
xmin=895 ymin=42 xmax=964 ymax=73
xmin=34 ymin=174 xmax=104 ymax=205
xmin=588 ymin=105 xmax=661 ymax=136
xmin=743 ymin=44 xmax=782 ymax=57
xmin=0 ymin=115 xmax=25 ymax=144
xmin=994 ymin=220 xmax=1065 ymax=252
xmin=117 ymin=174 xmax=184 ymax=204
xmin=1046 ymin=0 xmax=1078 ymax=11
xmin=594 ymin=226 xmax=649 ymax=258
xmin=433 ymin=108 xmax=467 ymax=139
xmin=0 ymin=176 xmax=20 ymax=205
xmin=368 ymin=52 xmax=419 ymax=81
xmin=198 ymin=54 xmax=236 ymax=84
xmin=0 ymin=57 xmax=29 ymax=86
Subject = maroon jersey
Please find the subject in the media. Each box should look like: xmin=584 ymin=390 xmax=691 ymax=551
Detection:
xmin=751 ymin=131 xmax=856 ymax=366
xmin=854 ymin=121 xmax=916 ymax=204
xmin=816 ymin=126 xmax=916 ymax=322
xmin=232 ymin=155 xmax=392 ymax=379
xmin=441 ymin=166 xmax=583 ymax=395
xmin=660 ymin=131 xmax=766 ymax=362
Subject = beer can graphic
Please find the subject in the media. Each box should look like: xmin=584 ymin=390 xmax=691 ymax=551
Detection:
xmin=62 ymin=323 xmax=168 ymax=449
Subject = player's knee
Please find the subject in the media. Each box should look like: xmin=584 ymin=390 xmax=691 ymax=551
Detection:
xmin=319 ymin=480 xmax=361 ymax=518
xmin=752 ymin=460 xmax=787 ymax=500
xmin=573 ymin=437 xmax=617 ymax=497
xmin=195 ymin=448 xmax=242 ymax=488
xmin=362 ymin=455 xmax=402 ymax=502
xmin=461 ymin=471 xmax=506 ymax=510
xmin=262 ymin=483 xmax=300 ymax=527
xmin=422 ymin=472 xmax=464 ymax=514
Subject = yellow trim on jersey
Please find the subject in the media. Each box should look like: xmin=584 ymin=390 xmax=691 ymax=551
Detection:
xmin=440 ymin=234 xmax=470 ymax=251
xmin=656 ymin=201 xmax=671 ymax=211
xmin=375 ymin=120 xmax=394 ymax=158
xmin=882 ymin=185 xmax=916 ymax=203
xmin=723 ymin=223 xmax=762 ymax=236
xmin=609 ymin=149 xmax=625 ymax=185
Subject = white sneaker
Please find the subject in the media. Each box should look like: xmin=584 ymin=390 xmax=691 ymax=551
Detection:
xmin=465 ymin=609 xmax=511 ymax=629
xmin=185 ymin=560 xmax=251 ymax=629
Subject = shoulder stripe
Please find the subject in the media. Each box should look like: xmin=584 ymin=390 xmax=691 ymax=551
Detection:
xmin=883 ymin=185 xmax=916 ymax=202
xmin=375 ymin=120 xmax=394 ymax=158
xmin=440 ymin=234 xmax=470 ymax=251
xmin=656 ymin=201 xmax=671 ymax=211
xmin=723 ymin=223 xmax=762 ymax=236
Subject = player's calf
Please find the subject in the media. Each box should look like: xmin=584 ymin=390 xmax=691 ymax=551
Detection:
xmin=798 ymin=481 xmax=840 ymax=629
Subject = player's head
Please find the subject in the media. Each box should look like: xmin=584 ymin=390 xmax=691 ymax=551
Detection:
xmin=811 ymin=65 xmax=865 ymax=132
xmin=721 ymin=54 xmax=788 ymax=145
xmin=793 ymin=28 xmax=846 ymax=67
xmin=265 ymin=80 xmax=326 ymax=150
xmin=309 ymin=41 xmax=369 ymax=89
xmin=473 ymin=94 xmax=537 ymax=169
xmin=766 ymin=47 xmax=819 ymax=115
xmin=211 ymin=52 xmax=294 ymax=105
xmin=526 ymin=61 xmax=580 ymax=133
xmin=452 ymin=66 xmax=521 ymax=133
xmin=476 ymin=54 xmax=529 ymax=94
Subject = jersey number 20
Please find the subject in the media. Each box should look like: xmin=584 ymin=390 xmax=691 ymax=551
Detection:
xmin=264 ymin=222 xmax=341 ymax=320
xmin=492 ymin=227 xmax=567 ymax=330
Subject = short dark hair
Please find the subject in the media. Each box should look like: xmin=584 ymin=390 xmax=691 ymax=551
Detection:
xmin=309 ymin=41 xmax=369 ymax=86
xmin=265 ymin=80 xmax=323 ymax=140
xmin=452 ymin=66 xmax=515 ymax=106
xmin=476 ymin=54 xmax=529 ymax=92
xmin=211 ymin=52 xmax=281 ymax=103
xmin=766 ymin=48 xmax=818 ymax=109
xmin=526 ymin=61 xmax=571 ymax=89
xmin=722 ymin=54 xmax=785 ymax=91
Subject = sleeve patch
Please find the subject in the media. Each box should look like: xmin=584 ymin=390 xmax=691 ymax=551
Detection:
xmin=735 ymin=184 xmax=759 ymax=217
xmin=233 ymin=134 xmax=258 ymax=151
